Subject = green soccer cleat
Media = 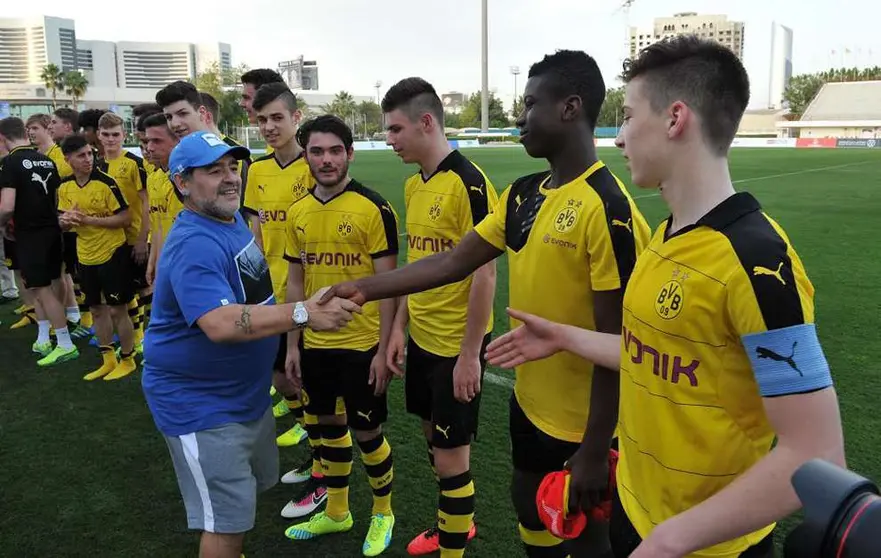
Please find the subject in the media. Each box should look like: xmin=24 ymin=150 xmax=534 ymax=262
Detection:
xmin=273 ymin=399 xmax=291 ymax=418
xmin=37 ymin=345 xmax=79 ymax=367
xmin=276 ymin=423 xmax=308 ymax=447
xmin=363 ymin=513 xmax=395 ymax=556
xmin=32 ymin=341 xmax=53 ymax=357
xmin=285 ymin=510 xmax=353 ymax=540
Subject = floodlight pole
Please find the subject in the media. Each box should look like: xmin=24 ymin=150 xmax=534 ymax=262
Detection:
xmin=481 ymin=0 xmax=489 ymax=132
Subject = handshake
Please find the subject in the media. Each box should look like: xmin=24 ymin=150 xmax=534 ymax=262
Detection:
xmin=302 ymin=281 xmax=367 ymax=332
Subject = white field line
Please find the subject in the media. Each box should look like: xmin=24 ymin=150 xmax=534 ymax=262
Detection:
xmin=632 ymin=160 xmax=877 ymax=200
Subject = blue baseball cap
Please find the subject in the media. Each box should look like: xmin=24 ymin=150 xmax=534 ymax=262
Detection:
xmin=168 ymin=131 xmax=250 ymax=179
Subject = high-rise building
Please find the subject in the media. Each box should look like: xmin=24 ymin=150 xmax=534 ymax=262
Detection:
xmin=630 ymin=12 xmax=745 ymax=60
xmin=278 ymin=56 xmax=319 ymax=90
xmin=0 ymin=14 xmax=231 ymax=116
xmin=768 ymin=23 xmax=793 ymax=109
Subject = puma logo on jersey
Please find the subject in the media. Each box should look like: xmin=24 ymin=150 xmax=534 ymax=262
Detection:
xmin=381 ymin=204 xmax=393 ymax=213
xmin=435 ymin=424 xmax=451 ymax=439
xmin=611 ymin=218 xmax=632 ymax=233
xmin=257 ymin=184 xmax=266 ymax=193
xmin=514 ymin=194 xmax=524 ymax=211
xmin=469 ymin=185 xmax=483 ymax=195
xmin=753 ymin=262 xmax=786 ymax=285
xmin=357 ymin=410 xmax=373 ymax=422
xmin=296 ymin=225 xmax=306 ymax=234
xmin=31 ymin=172 xmax=50 ymax=194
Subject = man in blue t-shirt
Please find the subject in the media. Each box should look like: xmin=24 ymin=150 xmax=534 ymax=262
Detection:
xmin=142 ymin=130 xmax=363 ymax=558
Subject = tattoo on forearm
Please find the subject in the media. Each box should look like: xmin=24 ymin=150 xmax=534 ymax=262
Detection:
xmin=235 ymin=305 xmax=253 ymax=334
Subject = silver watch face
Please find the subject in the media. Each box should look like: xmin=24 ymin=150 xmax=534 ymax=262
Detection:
xmin=294 ymin=306 xmax=308 ymax=324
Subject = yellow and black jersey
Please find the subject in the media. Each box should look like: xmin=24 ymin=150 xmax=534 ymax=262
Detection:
xmin=146 ymin=168 xmax=184 ymax=242
xmin=243 ymin=152 xmax=314 ymax=302
xmin=617 ymin=192 xmax=832 ymax=557
xmin=474 ymin=161 xmax=650 ymax=442
xmin=404 ymin=150 xmax=499 ymax=358
xmin=284 ymin=180 xmax=398 ymax=351
xmin=221 ymin=134 xmax=251 ymax=205
xmin=142 ymin=157 xmax=156 ymax=176
xmin=45 ymin=143 xmax=73 ymax=179
xmin=58 ymin=170 xmax=129 ymax=265
xmin=104 ymin=151 xmax=147 ymax=244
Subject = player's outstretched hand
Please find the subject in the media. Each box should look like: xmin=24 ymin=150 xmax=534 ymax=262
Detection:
xmin=306 ymin=287 xmax=362 ymax=332
xmin=485 ymin=308 xmax=563 ymax=369
xmin=317 ymin=281 xmax=366 ymax=306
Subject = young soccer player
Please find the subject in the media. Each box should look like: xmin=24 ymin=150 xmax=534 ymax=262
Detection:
xmin=282 ymin=115 xmax=398 ymax=557
xmin=240 ymin=68 xmax=286 ymax=125
xmin=156 ymin=81 xmax=212 ymax=140
xmin=378 ymin=77 xmax=500 ymax=557
xmin=485 ymin=36 xmax=846 ymax=558
xmin=26 ymin=114 xmax=54 ymax=154
xmin=98 ymin=112 xmax=150 ymax=351
xmin=132 ymin=103 xmax=163 ymax=175
xmin=58 ymin=134 xmax=137 ymax=381
xmin=0 ymin=117 xmax=79 ymax=366
xmin=48 ymin=108 xmax=78 ymax=178
xmin=323 ymin=54 xmax=651 ymax=558
xmin=78 ymin=109 xmax=107 ymax=161
xmin=243 ymin=83 xmax=313 ymax=451
xmin=141 ymin=113 xmax=182 ymax=286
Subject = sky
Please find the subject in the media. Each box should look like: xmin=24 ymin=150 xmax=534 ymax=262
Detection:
xmin=7 ymin=0 xmax=881 ymax=109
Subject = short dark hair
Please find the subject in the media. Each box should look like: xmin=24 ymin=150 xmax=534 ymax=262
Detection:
xmin=142 ymin=113 xmax=175 ymax=137
xmin=78 ymin=109 xmax=107 ymax=131
xmin=252 ymin=83 xmax=298 ymax=113
xmin=381 ymin=77 xmax=444 ymax=126
xmin=241 ymin=68 xmax=285 ymax=88
xmin=200 ymin=92 xmax=219 ymax=121
xmin=0 ymin=117 xmax=27 ymax=141
xmin=61 ymin=134 xmax=90 ymax=155
xmin=155 ymin=80 xmax=203 ymax=110
xmin=53 ymin=107 xmax=79 ymax=129
xmin=133 ymin=102 xmax=162 ymax=119
xmin=528 ymin=50 xmax=605 ymax=129
xmin=297 ymin=115 xmax=354 ymax=151
xmin=622 ymin=35 xmax=750 ymax=154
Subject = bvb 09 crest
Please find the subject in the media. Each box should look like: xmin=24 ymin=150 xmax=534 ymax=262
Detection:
xmin=655 ymin=267 xmax=687 ymax=320
xmin=554 ymin=199 xmax=582 ymax=233
xmin=428 ymin=195 xmax=443 ymax=221
xmin=337 ymin=214 xmax=354 ymax=238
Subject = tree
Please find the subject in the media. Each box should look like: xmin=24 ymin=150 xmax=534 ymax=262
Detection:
xmin=459 ymin=92 xmax=508 ymax=128
xmin=444 ymin=111 xmax=462 ymax=129
xmin=511 ymin=95 xmax=524 ymax=122
xmin=41 ymin=64 xmax=64 ymax=110
xmin=596 ymin=86 xmax=625 ymax=128
xmin=322 ymin=91 xmax=358 ymax=121
xmin=63 ymin=71 xmax=89 ymax=108
xmin=357 ymin=100 xmax=382 ymax=137
xmin=193 ymin=61 xmax=249 ymax=129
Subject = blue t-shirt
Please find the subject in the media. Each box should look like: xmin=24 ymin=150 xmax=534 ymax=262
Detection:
xmin=142 ymin=209 xmax=279 ymax=436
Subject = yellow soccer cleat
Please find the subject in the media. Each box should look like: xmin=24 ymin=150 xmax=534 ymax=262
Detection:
xmin=362 ymin=513 xmax=395 ymax=557
xmin=104 ymin=355 xmax=137 ymax=381
xmin=37 ymin=345 xmax=79 ymax=367
xmin=285 ymin=510 xmax=353 ymax=541
xmin=276 ymin=423 xmax=308 ymax=447
xmin=273 ymin=399 xmax=291 ymax=418
xmin=84 ymin=350 xmax=118 ymax=381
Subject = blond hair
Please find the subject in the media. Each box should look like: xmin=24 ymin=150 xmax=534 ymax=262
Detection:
xmin=98 ymin=112 xmax=124 ymax=129
xmin=25 ymin=114 xmax=51 ymax=129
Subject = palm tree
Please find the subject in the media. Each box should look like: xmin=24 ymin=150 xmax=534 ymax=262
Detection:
xmin=40 ymin=64 xmax=64 ymax=110
xmin=63 ymin=71 xmax=89 ymax=108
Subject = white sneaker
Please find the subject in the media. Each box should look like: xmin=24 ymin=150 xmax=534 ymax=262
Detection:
xmin=281 ymin=480 xmax=328 ymax=519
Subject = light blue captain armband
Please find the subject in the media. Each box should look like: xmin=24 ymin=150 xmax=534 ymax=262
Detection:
xmin=741 ymin=323 xmax=833 ymax=397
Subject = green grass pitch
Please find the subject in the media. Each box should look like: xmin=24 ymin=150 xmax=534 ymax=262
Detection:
xmin=1 ymin=146 xmax=880 ymax=557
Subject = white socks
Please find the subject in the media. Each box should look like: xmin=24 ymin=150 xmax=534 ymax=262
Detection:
xmin=55 ymin=327 xmax=74 ymax=349
xmin=66 ymin=306 xmax=81 ymax=324
xmin=37 ymin=320 xmax=51 ymax=345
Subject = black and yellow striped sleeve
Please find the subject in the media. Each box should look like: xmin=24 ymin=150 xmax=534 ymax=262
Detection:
xmin=126 ymin=151 xmax=147 ymax=190
xmin=453 ymin=158 xmax=498 ymax=228
xmin=584 ymin=166 xmax=640 ymax=291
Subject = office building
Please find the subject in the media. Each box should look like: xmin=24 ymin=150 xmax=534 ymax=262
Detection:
xmin=768 ymin=22 xmax=793 ymax=109
xmin=630 ymin=12 xmax=745 ymax=59
xmin=0 ymin=14 xmax=231 ymax=118
xmin=278 ymin=56 xmax=319 ymax=91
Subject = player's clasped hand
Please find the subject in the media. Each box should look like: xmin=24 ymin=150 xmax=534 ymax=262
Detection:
xmin=306 ymin=286 xmax=363 ymax=332
xmin=485 ymin=308 xmax=564 ymax=368
xmin=318 ymin=280 xmax=367 ymax=307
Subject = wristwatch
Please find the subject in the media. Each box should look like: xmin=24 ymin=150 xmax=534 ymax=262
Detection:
xmin=292 ymin=301 xmax=309 ymax=329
